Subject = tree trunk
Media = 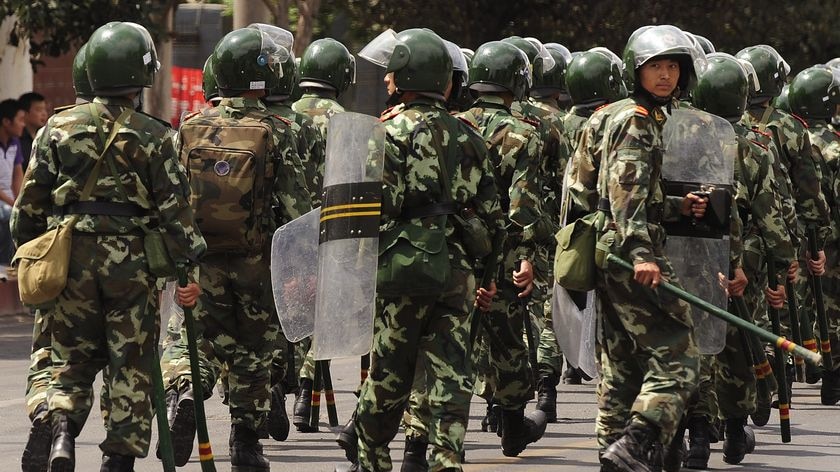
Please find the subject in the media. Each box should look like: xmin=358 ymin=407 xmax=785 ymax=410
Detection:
xmin=294 ymin=0 xmax=321 ymax=56
xmin=237 ymin=0 xmax=275 ymax=29
xmin=143 ymin=5 xmax=175 ymax=122
xmin=0 ymin=15 xmax=33 ymax=100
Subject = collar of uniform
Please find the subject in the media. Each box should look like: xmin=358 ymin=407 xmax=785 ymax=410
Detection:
xmin=805 ymin=117 xmax=829 ymax=128
xmin=302 ymin=91 xmax=337 ymax=100
xmin=533 ymin=96 xmax=560 ymax=109
xmin=405 ymin=97 xmax=445 ymax=110
xmin=93 ymin=96 xmax=134 ymax=108
xmin=218 ymin=97 xmax=267 ymax=109
xmin=633 ymin=93 xmax=667 ymax=124
xmin=571 ymin=102 xmax=603 ymax=117
xmin=475 ymin=94 xmax=510 ymax=110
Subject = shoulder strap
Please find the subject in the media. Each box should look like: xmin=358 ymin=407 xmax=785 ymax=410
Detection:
xmin=429 ymin=112 xmax=456 ymax=204
xmin=757 ymin=105 xmax=774 ymax=133
xmin=82 ymin=103 xmax=130 ymax=202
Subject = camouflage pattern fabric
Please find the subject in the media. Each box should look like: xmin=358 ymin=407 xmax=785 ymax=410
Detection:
xmin=265 ymin=101 xmax=326 ymax=206
xmin=11 ymin=96 xmax=206 ymax=457
xmin=685 ymin=356 xmax=718 ymax=423
xmin=568 ymin=96 xmax=699 ymax=448
xmin=353 ymin=98 xmax=504 ymax=472
xmin=457 ymin=95 xmax=547 ymax=411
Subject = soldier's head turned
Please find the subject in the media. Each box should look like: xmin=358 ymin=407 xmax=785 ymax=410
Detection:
xmin=622 ymin=25 xmax=704 ymax=103
xmin=360 ymin=28 xmax=453 ymax=105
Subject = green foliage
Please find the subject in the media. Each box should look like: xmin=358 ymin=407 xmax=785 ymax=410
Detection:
xmin=2 ymin=0 xmax=175 ymax=61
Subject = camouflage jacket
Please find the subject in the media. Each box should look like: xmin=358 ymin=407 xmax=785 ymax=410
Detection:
xmin=292 ymin=92 xmax=346 ymax=142
xmin=562 ymin=105 xmax=599 ymax=152
xmin=11 ymin=96 xmax=206 ymax=271
xmin=265 ymin=101 xmax=326 ymax=206
xmin=379 ymin=98 xmax=505 ymax=273
xmin=743 ymin=105 xmax=831 ymax=245
xmin=804 ymin=120 xmax=840 ymax=244
xmin=459 ymin=95 xmax=548 ymax=261
xmin=512 ymin=97 xmax=571 ymax=231
xmin=182 ymin=97 xmax=312 ymax=229
xmin=732 ymin=122 xmax=796 ymax=267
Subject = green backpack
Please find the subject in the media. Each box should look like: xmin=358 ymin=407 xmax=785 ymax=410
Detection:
xmin=178 ymin=107 xmax=277 ymax=254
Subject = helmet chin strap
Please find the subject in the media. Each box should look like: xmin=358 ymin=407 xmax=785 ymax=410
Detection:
xmin=386 ymin=90 xmax=404 ymax=107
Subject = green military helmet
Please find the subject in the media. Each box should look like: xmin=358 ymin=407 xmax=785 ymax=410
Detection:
xmin=774 ymin=84 xmax=791 ymax=113
xmin=86 ymin=22 xmax=160 ymax=95
xmin=502 ymin=36 xmax=556 ymax=90
xmin=735 ymin=45 xmax=790 ymax=100
xmin=468 ymin=41 xmax=531 ymax=101
xmin=566 ymin=48 xmax=627 ymax=106
xmin=72 ymin=42 xmax=94 ymax=99
xmin=442 ymin=39 xmax=470 ymax=110
xmin=622 ymin=24 xmax=704 ymax=94
xmin=202 ymin=56 xmax=219 ymax=102
xmin=359 ymin=28 xmax=452 ymax=96
xmin=788 ymin=65 xmax=840 ymax=120
xmin=692 ymin=53 xmax=751 ymax=120
xmin=532 ymin=42 xmax=572 ymax=97
xmin=248 ymin=24 xmax=296 ymax=99
xmin=298 ymin=38 xmax=356 ymax=97
xmin=211 ymin=27 xmax=290 ymax=97
xmin=692 ymin=34 xmax=715 ymax=55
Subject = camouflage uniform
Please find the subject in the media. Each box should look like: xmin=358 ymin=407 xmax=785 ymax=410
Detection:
xmin=354 ymin=98 xmax=504 ymax=471
xmin=715 ymin=124 xmax=796 ymax=420
xmin=512 ymin=97 xmax=571 ymax=382
xmin=170 ymin=97 xmax=312 ymax=432
xmin=457 ymin=95 xmax=549 ymax=410
xmin=569 ymin=96 xmax=700 ymax=449
xmin=290 ymin=91 xmax=345 ymax=386
xmin=11 ymin=96 xmax=206 ymax=457
xmin=265 ymin=101 xmax=326 ymax=205
xmin=802 ymin=120 xmax=840 ymax=370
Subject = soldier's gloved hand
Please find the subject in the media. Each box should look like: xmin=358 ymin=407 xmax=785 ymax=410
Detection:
xmin=680 ymin=193 xmax=708 ymax=219
xmin=177 ymin=282 xmax=201 ymax=308
xmin=765 ymin=284 xmax=785 ymax=309
xmin=719 ymin=268 xmax=748 ymax=297
xmin=475 ymin=281 xmax=497 ymax=312
xmin=513 ymin=259 xmax=534 ymax=297
xmin=806 ymin=250 xmax=826 ymax=276
xmin=634 ymin=261 xmax=661 ymax=288
xmin=787 ymin=260 xmax=799 ymax=282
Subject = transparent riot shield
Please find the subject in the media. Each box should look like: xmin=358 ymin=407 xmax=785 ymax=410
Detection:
xmin=662 ymin=108 xmax=737 ymax=355
xmin=552 ymin=284 xmax=598 ymax=379
xmin=271 ymin=208 xmax=320 ymax=342
xmin=313 ymin=112 xmax=386 ymax=360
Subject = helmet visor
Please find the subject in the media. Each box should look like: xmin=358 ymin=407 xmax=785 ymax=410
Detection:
xmin=443 ymin=39 xmax=468 ymax=72
xmin=589 ymin=47 xmax=623 ymax=71
xmin=713 ymin=54 xmax=762 ymax=93
xmin=631 ymin=25 xmax=706 ymax=74
xmin=756 ymin=45 xmax=791 ymax=78
xmin=545 ymin=43 xmax=572 ymax=64
xmin=524 ymin=37 xmax=556 ymax=72
xmin=255 ymin=30 xmax=290 ymax=79
xmin=359 ymin=29 xmax=400 ymax=68
xmin=515 ymin=48 xmax=533 ymax=89
xmin=249 ymin=23 xmax=294 ymax=58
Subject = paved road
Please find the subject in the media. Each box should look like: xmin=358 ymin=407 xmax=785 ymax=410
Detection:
xmin=1 ymin=311 xmax=839 ymax=471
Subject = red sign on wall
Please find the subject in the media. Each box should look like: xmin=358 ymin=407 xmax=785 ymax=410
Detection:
xmin=171 ymin=66 xmax=205 ymax=128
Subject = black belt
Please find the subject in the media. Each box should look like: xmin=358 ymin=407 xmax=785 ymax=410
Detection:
xmin=63 ymin=201 xmax=148 ymax=217
xmin=401 ymin=202 xmax=460 ymax=219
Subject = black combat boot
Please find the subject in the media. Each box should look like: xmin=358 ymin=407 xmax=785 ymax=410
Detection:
xmin=294 ymin=378 xmax=314 ymax=432
xmin=337 ymin=416 xmax=358 ymax=463
xmin=536 ymin=372 xmax=558 ymax=423
xmin=820 ymin=368 xmax=840 ymax=405
xmin=683 ymin=416 xmax=710 ymax=470
xmin=562 ymin=366 xmax=582 ymax=385
xmin=500 ymin=408 xmax=547 ymax=457
xmin=401 ymin=436 xmax=429 ymax=472
xmin=100 ymin=453 xmax=135 ymax=472
xmin=600 ymin=419 xmax=663 ymax=472
xmin=480 ymin=401 xmax=500 ymax=433
xmin=744 ymin=424 xmax=755 ymax=454
xmin=722 ymin=417 xmax=749 ymax=465
xmin=48 ymin=412 xmax=76 ymax=472
xmin=334 ymin=464 xmax=370 ymax=472
xmin=230 ymin=423 xmax=269 ymax=472
xmin=661 ymin=418 xmax=686 ymax=472
xmin=707 ymin=417 xmax=722 ymax=444
xmin=21 ymin=402 xmax=50 ymax=472
xmin=806 ymin=361 xmax=823 ymax=385
xmin=170 ymin=385 xmax=197 ymax=466
xmin=268 ymin=382 xmax=290 ymax=441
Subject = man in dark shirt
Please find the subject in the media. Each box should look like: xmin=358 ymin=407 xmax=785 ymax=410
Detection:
xmin=18 ymin=92 xmax=48 ymax=171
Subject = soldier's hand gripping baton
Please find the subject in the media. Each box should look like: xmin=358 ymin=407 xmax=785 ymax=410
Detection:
xmin=469 ymin=232 xmax=510 ymax=361
xmin=605 ymin=254 xmax=821 ymax=366
xmin=807 ymin=226 xmax=833 ymax=370
xmin=177 ymin=268 xmax=217 ymax=471
xmin=516 ymin=260 xmax=540 ymax=386
xmin=767 ymin=257 xmax=791 ymax=443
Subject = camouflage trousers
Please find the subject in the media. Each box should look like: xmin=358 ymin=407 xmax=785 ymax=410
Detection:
xmin=47 ymin=234 xmax=158 ymax=457
xmin=684 ymin=356 xmax=718 ymax=423
xmin=714 ymin=320 xmax=758 ymax=419
xmin=354 ymin=269 xmax=475 ymax=472
xmin=529 ymin=244 xmax=563 ymax=378
xmin=159 ymin=311 xmax=223 ymax=399
xmin=475 ymin=251 xmax=536 ymax=409
xmin=178 ymin=252 xmax=279 ymax=431
xmin=741 ymin=241 xmax=779 ymax=399
xmin=595 ymin=257 xmax=700 ymax=449
xmin=823 ymin=244 xmax=840 ymax=370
